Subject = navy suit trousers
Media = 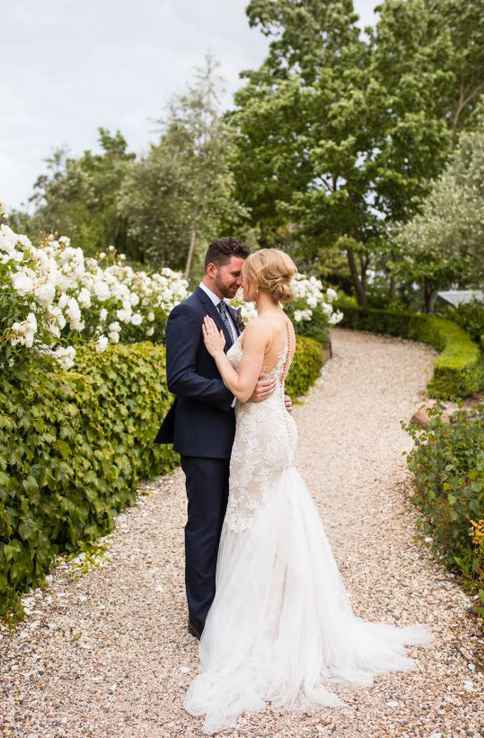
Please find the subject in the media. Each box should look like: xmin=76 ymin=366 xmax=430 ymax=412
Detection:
xmin=181 ymin=455 xmax=230 ymax=629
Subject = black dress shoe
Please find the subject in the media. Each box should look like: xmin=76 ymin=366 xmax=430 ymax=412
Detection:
xmin=188 ymin=618 xmax=203 ymax=640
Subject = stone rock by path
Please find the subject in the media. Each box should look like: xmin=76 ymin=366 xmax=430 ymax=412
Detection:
xmin=1 ymin=327 xmax=482 ymax=738
xmin=411 ymin=394 xmax=483 ymax=429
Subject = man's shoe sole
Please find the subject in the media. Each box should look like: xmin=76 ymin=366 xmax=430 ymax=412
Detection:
xmin=188 ymin=622 xmax=202 ymax=640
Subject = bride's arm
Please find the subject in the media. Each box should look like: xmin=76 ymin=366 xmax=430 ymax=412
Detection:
xmin=202 ymin=316 xmax=270 ymax=403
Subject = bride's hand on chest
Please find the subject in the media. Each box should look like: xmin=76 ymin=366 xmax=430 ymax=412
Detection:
xmin=202 ymin=316 xmax=226 ymax=358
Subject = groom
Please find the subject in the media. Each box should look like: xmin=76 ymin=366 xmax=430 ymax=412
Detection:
xmin=154 ymin=238 xmax=277 ymax=639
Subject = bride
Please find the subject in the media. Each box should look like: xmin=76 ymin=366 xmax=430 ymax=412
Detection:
xmin=183 ymin=248 xmax=432 ymax=734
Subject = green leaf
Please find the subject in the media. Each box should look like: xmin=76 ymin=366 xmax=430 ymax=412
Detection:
xmin=55 ymin=440 xmax=71 ymax=459
xmin=22 ymin=476 xmax=39 ymax=493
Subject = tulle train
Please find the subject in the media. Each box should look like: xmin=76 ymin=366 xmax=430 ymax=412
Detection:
xmin=183 ymin=466 xmax=432 ymax=734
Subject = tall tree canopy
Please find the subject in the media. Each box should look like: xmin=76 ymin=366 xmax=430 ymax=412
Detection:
xmin=395 ymin=125 xmax=484 ymax=310
xmin=118 ymin=56 xmax=246 ymax=276
xmin=229 ymin=0 xmax=484 ymax=305
xmin=23 ymin=129 xmax=135 ymax=256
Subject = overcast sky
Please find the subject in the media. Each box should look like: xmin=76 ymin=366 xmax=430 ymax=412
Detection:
xmin=1 ymin=1 xmax=377 ymax=210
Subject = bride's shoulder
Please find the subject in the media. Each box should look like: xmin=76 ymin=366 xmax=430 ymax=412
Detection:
xmin=245 ymin=314 xmax=265 ymax=327
xmin=241 ymin=316 xmax=273 ymax=348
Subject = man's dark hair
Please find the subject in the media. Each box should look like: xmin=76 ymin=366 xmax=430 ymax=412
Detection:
xmin=204 ymin=238 xmax=250 ymax=270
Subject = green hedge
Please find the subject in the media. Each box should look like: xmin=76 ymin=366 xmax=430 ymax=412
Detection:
xmin=335 ymin=300 xmax=483 ymax=400
xmin=0 ymin=335 xmax=326 ymax=619
xmin=0 ymin=342 xmax=178 ymax=619
xmin=437 ymin=299 xmax=484 ymax=348
xmin=285 ymin=336 xmax=326 ymax=400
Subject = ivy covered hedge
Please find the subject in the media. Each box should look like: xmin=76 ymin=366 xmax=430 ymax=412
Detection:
xmin=0 ymin=335 xmax=326 ymax=618
xmin=335 ymin=299 xmax=483 ymax=400
xmin=0 ymin=342 xmax=178 ymax=618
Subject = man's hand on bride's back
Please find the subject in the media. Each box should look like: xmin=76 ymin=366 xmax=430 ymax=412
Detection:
xmin=250 ymin=374 xmax=276 ymax=403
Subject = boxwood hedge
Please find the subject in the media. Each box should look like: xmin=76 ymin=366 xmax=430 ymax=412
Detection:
xmin=335 ymin=300 xmax=483 ymax=400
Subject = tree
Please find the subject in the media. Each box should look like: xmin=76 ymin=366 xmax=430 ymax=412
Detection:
xmin=395 ymin=127 xmax=484 ymax=311
xmin=119 ymin=56 xmax=247 ymax=277
xmin=228 ymin=0 xmax=484 ymax=306
xmin=24 ymin=129 xmax=135 ymax=256
xmin=432 ymin=0 xmax=484 ymax=137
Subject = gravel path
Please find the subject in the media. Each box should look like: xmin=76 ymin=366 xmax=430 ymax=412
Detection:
xmin=1 ymin=327 xmax=482 ymax=738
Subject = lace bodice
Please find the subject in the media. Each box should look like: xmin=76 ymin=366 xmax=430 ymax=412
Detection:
xmin=224 ymin=332 xmax=298 ymax=533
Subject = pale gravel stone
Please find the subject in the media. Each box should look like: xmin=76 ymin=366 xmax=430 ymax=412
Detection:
xmin=1 ymin=327 xmax=482 ymax=738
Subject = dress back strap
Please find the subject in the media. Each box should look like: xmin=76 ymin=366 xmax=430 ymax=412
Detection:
xmin=280 ymin=318 xmax=293 ymax=385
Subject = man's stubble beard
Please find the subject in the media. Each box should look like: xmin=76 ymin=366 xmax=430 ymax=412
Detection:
xmin=216 ymin=280 xmax=239 ymax=300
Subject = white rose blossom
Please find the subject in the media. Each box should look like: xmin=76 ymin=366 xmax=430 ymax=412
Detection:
xmin=12 ymin=271 xmax=34 ymax=295
xmin=78 ymin=288 xmax=91 ymax=307
xmin=34 ymin=282 xmax=56 ymax=306
xmin=96 ymin=335 xmax=109 ymax=353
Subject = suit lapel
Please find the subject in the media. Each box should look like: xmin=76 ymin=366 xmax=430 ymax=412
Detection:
xmin=195 ymin=287 xmax=234 ymax=348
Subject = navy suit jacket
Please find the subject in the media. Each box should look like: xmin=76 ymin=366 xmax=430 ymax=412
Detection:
xmin=154 ymin=286 xmax=242 ymax=459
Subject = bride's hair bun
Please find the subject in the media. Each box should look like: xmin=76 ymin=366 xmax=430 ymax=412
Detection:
xmin=244 ymin=248 xmax=297 ymax=304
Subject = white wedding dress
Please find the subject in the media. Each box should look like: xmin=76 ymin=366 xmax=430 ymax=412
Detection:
xmin=183 ymin=328 xmax=432 ymax=734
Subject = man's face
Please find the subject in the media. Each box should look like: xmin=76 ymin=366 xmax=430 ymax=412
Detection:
xmin=208 ymin=256 xmax=245 ymax=299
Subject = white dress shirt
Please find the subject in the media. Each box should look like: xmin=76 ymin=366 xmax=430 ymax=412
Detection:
xmin=199 ymin=282 xmax=238 ymax=408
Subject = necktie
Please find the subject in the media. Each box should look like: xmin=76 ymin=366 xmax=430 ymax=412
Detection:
xmin=217 ymin=300 xmax=235 ymax=343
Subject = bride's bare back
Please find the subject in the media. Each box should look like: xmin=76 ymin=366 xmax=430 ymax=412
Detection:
xmin=240 ymin=312 xmax=296 ymax=384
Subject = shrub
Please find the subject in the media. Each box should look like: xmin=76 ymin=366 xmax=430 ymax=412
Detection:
xmin=0 ymin=342 xmax=178 ymax=618
xmin=291 ymin=304 xmax=331 ymax=345
xmin=335 ymin=300 xmax=483 ymax=400
xmin=403 ymin=402 xmax=484 ymax=616
xmin=0 ymin=222 xmax=188 ymax=371
xmin=438 ymin=299 xmax=484 ymax=346
xmin=285 ymin=336 xmax=325 ymax=400
xmin=285 ymin=277 xmax=343 ymax=341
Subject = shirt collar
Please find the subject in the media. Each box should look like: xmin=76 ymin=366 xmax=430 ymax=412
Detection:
xmin=199 ymin=281 xmax=223 ymax=307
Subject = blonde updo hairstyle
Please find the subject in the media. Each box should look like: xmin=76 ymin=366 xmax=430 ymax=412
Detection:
xmin=243 ymin=248 xmax=297 ymax=304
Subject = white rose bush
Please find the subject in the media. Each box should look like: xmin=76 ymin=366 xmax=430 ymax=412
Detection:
xmin=0 ymin=221 xmax=189 ymax=371
xmin=289 ymin=273 xmax=342 ymax=324
xmin=230 ymin=273 xmax=342 ymax=340
xmin=0 ymin=208 xmax=341 ymax=374
xmin=283 ymin=273 xmax=343 ymax=344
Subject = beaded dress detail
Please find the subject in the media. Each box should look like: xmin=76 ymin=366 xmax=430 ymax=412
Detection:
xmin=224 ymin=331 xmax=297 ymax=533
